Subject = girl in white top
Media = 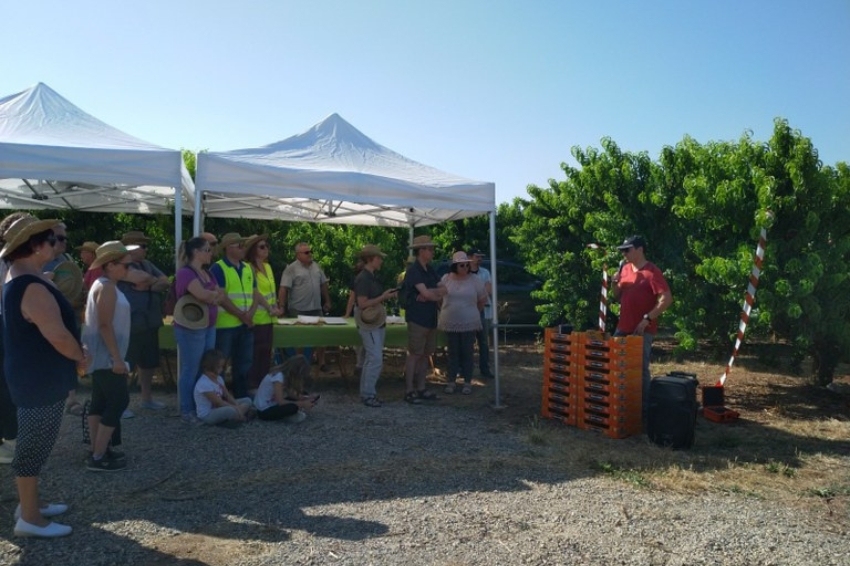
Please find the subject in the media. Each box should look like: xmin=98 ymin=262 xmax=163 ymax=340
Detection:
xmin=254 ymin=355 xmax=318 ymax=422
xmin=193 ymin=349 xmax=253 ymax=425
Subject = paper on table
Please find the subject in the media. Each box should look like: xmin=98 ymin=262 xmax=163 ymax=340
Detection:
xmin=385 ymin=315 xmax=405 ymax=325
xmin=277 ymin=318 xmax=297 ymax=325
xmin=297 ymin=315 xmax=320 ymax=324
xmin=320 ymin=317 xmax=347 ymax=325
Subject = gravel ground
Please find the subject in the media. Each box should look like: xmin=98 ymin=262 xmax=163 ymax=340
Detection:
xmin=1 ymin=366 xmax=848 ymax=566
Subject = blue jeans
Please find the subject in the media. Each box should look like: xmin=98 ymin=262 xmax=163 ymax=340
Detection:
xmin=175 ymin=325 xmax=216 ymax=415
xmin=215 ymin=325 xmax=254 ymax=399
xmin=358 ymin=326 xmax=385 ymax=399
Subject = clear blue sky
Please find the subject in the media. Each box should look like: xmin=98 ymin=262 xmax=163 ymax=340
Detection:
xmin=4 ymin=1 xmax=848 ymax=205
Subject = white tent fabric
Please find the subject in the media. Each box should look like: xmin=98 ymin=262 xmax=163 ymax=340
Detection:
xmin=0 ymin=82 xmax=194 ymax=215
xmin=196 ymin=113 xmax=504 ymax=406
xmin=195 ymin=113 xmax=495 ymax=226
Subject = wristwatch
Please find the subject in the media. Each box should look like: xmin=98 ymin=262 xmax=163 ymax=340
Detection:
xmin=643 ymin=313 xmax=652 ymax=321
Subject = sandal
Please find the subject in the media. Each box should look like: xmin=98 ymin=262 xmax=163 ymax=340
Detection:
xmin=66 ymin=401 xmax=84 ymax=416
xmin=444 ymin=383 xmax=456 ymax=395
xmin=362 ymin=397 xmax=382 ymax=408
xmin=404 ymin=392 xmax=422 ymax=405
xmin=417 ymin=389 xmax=438 ymax=401
xmin=462 ymin=385 xmax=472 ymax=395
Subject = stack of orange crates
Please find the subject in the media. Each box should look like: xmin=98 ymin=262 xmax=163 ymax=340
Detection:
xmin=542 ymin=329 xmax=644 ymax=439
xmin=541 ymin=329 xmax=581 ymax=426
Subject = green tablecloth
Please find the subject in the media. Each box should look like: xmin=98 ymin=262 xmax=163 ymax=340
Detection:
xmin=159 ymin=319 xmax=415 ymax=350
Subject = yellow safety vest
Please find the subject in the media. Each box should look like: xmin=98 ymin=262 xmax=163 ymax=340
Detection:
xmin=252 ymin=263 xmax=277 ymax=325
xmin=216 ymin=259 xmax=255 ymax=329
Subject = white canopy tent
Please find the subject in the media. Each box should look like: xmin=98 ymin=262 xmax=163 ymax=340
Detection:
xmin=0 ymin=83 xmax=194 ymax=260
xmin=194 ymin=114 xmax=505 ymax=406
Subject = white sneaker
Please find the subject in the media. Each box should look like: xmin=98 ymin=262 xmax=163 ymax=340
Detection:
xmin=14 ymin=518 xmax=72 ymax=538
xmin=121 ymin=409 xmax=135 ymax=419
xmin=14 ymin=502 xmax=69 ymax=521
xmin=140 ymin=400 xmax=166 ymax=410
xmin=284 ymin=410 xmax=307 ymax=424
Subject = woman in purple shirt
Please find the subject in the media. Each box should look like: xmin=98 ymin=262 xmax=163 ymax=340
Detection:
xmin=174 ymin=237 xmax=223 ymax=422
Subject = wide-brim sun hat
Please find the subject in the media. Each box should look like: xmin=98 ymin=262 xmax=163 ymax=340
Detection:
xmin=409 ymin=235 xmax=436 ymax=250
xmin=75 ymin=241 xmax=100 ymax=254
xmin=173 ymin=294 xmax=210 ymax=329
xmin=121 ymin=231 xmax=150 ymax=245
xmin=218 ymin=232 xmax=246 ymax=252
xmin=51 ymin=259 xmax=84 ymax=304
xmin=359 ymin=244 xmax=386 ymax=260
xmin=90 ymin=241 xmax=132 ymax=269
xmin=244 ymin=234 xmax=269 ymax=253
xmin=356 ymin=304 xmax=387 ymax=331
xmin=451 ymin=251 xmax=471 ymax=264
xmin=0 ymin=216 xmax=61 ymax=259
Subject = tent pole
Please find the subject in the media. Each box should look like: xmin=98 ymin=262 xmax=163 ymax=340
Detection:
xmin=489 ymin=210 xmax=503 ymax=410
xmin=174 ymin=185 xmax=182 ymax=273
xmin=193 ymin=185 xmax=203 ymax=236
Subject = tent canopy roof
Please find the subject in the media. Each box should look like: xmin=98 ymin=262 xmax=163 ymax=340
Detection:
xmin=0 ymin=82 xmax=194 ymax=214
xmin=195 ymin=113 xmax=494 ymax=227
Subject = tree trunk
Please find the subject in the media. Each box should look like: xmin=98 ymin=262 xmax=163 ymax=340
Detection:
xmin=810 ymin=338 xmax=840 ymax=386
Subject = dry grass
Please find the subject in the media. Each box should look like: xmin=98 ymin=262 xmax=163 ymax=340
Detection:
xmin=149 ymin=335 xmax=850 ymax=521
xmin=432 ymin=334 xmax=850 ymax=523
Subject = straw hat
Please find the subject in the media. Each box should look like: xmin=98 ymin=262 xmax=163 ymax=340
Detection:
xmin=409 ymin=235 xmax=436 ymax=250
xmin=51 ymin=259 xmax=85 ymax=306
xmin=244 ymin=234 xmax=269 ymax=253
xmin=0 ymin=216 xmax=61 ymax=259
xmin=75 ymin=241 xmax=100 ymax=254
xmin=90 ymin=241 xmax=132 ymax=269
xmin=121 ymin=231 xmax=150 ymax=245
xmin=173 ymin=294 xmax=209 ymax=330
xmin=218 ymin=232 xmax=246 ymax=251
xmin=359 ymin=244 xmax=386 ymax=260
xmin=451 ymin=251 xmax=471 ymax=264
xmin=356 ymin=304 xmax=387 ymax=331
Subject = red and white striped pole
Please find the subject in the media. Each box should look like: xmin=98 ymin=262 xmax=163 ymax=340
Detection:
xmin=587 ymin=244 xmax=608 ymax=332
xmin=718 ymin=227 xmax=768 ymax=386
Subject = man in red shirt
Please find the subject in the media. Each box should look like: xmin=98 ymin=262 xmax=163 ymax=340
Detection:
xmin=610 ymin=235 xmax=673 ymax=421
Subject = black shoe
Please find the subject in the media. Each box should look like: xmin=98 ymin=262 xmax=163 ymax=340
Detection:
xmin=86 ymin=455 xmax=127 ymax=472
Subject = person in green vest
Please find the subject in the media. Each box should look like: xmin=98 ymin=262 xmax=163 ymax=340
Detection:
xmin=244 ymin=234 xmax=282 ymax=391
xmin=209 ymin=233 xmax=261 ymax=399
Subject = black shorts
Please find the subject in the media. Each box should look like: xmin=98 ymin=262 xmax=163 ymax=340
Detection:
xmin=89 ymin=369 xmax=130 ymax=428
xmin=126 ymin=328 xmax=160 ymax=370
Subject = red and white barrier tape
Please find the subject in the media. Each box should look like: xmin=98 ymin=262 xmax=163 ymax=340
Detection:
xmin=718 ymin=227 xmax=767 ymax=386
xmin=599 ymin=265 xmax=608 ymax=332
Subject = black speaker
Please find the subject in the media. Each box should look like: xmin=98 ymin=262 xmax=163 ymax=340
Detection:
xmin=647 ymin=373 xmax=698 ymax=450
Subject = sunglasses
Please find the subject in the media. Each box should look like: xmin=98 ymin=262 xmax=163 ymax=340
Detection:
xmin=55 ymin=235 xmax=68 ymax=243
xmin=458 ymin=263 xmax=470 ymax=268
xmin=300 ymin=250 xmax=313 ymax=255
xmin=46 ymin=234 xmax=58 ymax=246
xmin=201 ymin=247 xmax=212 ymax=253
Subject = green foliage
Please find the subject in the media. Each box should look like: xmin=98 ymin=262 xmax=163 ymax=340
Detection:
xmin=516 ymin=118 xmax=850 ymax=382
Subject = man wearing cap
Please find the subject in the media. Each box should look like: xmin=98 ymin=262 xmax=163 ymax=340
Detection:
xmin=117 ymin=231 xmax=171 ymax=412
xmin=278 ymin=242 xmax=332 ymax=368
xmin=209 ymin=233 xmax=260 ymax=399
xmin=610 ymin=235 xmax=673 ymax=421
xmin=401 ymin=235 xmax=444 ymax=403
xmin=468 ymin=249 xmax=494 ymax=378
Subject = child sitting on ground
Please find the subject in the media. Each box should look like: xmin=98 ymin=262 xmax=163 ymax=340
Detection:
xmin=194 ymin=349 xmax=254 ymax=426
xmin=253 ymin=355 xmax=318 ymax=422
